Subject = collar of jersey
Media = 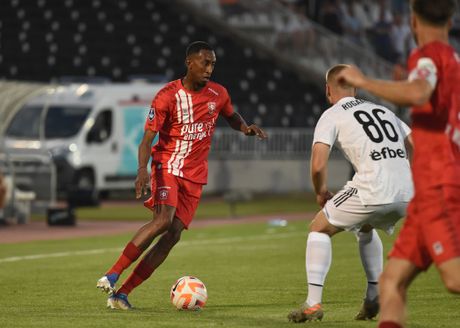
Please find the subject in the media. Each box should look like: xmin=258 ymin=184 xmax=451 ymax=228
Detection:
xmin=336 ymin=96 xmax=357 ymax=106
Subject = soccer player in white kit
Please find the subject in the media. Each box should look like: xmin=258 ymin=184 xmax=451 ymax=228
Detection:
xmin=288 ymin=64 xmax=414 ymax=323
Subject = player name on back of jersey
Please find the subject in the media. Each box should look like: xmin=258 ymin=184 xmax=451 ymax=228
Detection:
xmin=341 ymin=98 xmax=366 ymax=110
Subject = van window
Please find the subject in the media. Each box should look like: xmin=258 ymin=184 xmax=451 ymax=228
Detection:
xmin=45 ymin=106 xmax=91 ymax=138
xmin=5 ymin=105 xmax=43 ymax=139
xmin=87 ymin=110 xmax=113 ymax=143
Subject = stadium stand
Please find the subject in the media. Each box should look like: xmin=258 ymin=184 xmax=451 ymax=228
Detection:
xmin=0 ymin=0 xmax=327 ymax=128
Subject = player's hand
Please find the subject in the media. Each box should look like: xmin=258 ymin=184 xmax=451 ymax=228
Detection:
xmin=135 ymin=167 xmax=150 ymax=199
xmin=316 ymin=190 xmax=333 ymax=208
xmin=337 ymin=65 xmax=367 ymax=89
xmin=245 ymin=125 xmax=268 ymax=140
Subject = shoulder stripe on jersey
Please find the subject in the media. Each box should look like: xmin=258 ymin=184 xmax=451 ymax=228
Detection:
xmin=185 ymin=92 xmax=194 ymax=123
xmin=175 ymin=93 xmax=183 ymax=124
xmin=177 ymin=89 xmax=195 ymax=124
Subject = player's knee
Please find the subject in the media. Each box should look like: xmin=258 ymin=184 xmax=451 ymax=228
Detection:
xmin=379 ymin=271 xmax=400 ymax=292
xmin=151 ymin=215 xmax=172 ymax=235
xmin=443 ymin=276 xmax=460 ymax=294
xmin=170 ymin=230 xmax=182 ymax=245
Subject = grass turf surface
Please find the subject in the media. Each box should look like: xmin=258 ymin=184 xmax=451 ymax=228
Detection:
xmin=75 ymin=193 xmax=319 ymax=221
xmin=0 ymin=220 xmax=458 ymax=327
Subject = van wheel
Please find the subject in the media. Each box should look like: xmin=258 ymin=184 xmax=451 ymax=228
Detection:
xmin=69 ymin=169 xmax=99 ymax=206
xmin=76 ymin=170 xmax=95 ymax=190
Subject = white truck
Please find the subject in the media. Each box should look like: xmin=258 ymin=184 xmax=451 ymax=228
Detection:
xmin=3 ymin=83 xmax=163 ymax=205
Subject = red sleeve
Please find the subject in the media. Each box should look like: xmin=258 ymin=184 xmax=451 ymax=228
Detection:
xmin=144 ymin=90 xmax=170 ymax=132
xmin=219 ymin=87 xmax=234 ymax=118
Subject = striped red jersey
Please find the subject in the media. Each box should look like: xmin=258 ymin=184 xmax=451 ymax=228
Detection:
xmin=407 ymin=41 xmax=460 ymax=191
xmin=144 ymin=79 xmax=234 ymax=184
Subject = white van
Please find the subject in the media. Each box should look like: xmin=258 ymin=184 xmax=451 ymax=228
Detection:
xmin=3 ymin=83 xmax=163 ymax=204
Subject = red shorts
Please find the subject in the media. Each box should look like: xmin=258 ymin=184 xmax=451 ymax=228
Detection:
xmin=143 ymin=170 xmax=203 ymax=228
xmin=389 ymin=185 xmax=460 ymax=270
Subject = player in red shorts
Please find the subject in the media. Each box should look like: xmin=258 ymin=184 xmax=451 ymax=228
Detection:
xmin=338 ymin=1 xmax=460 ymax=327
xmin=96 ymin=41 xmax=267 ymax=309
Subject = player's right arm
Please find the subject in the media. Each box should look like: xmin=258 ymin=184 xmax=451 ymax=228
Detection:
xmin=337 ymin=65 xmax=434 ymax=107
xmin=135 ymin=129 xmax=158 ymax=199
xmin=135 ymin=89 xmax=169 ymax=199
xmin=311 ymin=142 xmax=334 ymax=207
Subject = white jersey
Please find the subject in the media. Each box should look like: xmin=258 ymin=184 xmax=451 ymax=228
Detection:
xmin=313 ymin=96 xmax=413 ymax=205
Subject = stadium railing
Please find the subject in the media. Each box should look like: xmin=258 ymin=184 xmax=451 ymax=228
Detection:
xmin=210 ymin=127 xmax=342 ymax=159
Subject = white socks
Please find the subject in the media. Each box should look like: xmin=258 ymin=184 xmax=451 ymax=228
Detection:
xmin=356 ymin=229 xmax=383 ymax=301
xmin=306 ymin=232 xmax=332 ymax=306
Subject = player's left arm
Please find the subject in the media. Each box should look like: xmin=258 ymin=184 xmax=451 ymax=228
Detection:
xmin=311 ymin=142 xmax=334 ymax=207
xmin=337 ymin=65 xmax=434 ymax=107
xmin=223 ymin=112 xmax=268 ymax=139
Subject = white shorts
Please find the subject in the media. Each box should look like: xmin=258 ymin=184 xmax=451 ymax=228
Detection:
xmin=323 ymin=187 xmax=408 ymax=234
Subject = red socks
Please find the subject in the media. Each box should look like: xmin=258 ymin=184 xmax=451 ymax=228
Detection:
xmin=107 ymin=242 xmax=142 ymax=276
xmin=117 ymin=259 xmax=155 ymax=295
xmin=379 ymin=322 xmax=403 ymax=328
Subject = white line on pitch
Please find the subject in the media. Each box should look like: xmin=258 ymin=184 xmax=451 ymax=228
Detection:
xmin=0 ymin=231 xmax=303 ymax=264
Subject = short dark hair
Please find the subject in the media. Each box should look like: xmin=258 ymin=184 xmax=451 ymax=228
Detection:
xmin=326 ymin=64 xmax=349 ymax=84
xmin=185 ymin=41 xmax=214 ymax=57
xmin=411 ymin=0 xmax=456 ymax=26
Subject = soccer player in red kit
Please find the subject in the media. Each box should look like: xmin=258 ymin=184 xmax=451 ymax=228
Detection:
xmin=96 ymin=41 xmax=267 ymax=309
xmin=337 ymin=1 xmax=460 ymax=327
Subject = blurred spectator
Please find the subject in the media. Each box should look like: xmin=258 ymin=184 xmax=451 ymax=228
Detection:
xmin=319 ymin=0 xmax=343 ymax=35
xmin=275 ymin=4 xmax=316 ymax=55
xmin=390 ymin=14 xmax=413 ymax=63
xmin=220 ymin=0 xmax=245 ymax=18
xmin=351 ymin=0 xmax=374 ymax=31
xmin=370 ymin=7 xmax=396 ymax=62
xmin=342 ymin=1 xmax=364 ymax=45
xmin=368 ymin=0 xmax=393 ymax=26
xmin=0 ymin=174 xmax=6 ymax=209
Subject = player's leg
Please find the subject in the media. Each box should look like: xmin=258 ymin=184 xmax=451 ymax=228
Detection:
xmin=355 ymin=226 xmax=383 ymax=320
xmin=99 ymin=204 xmax=176 ymax=296
xmin=97 ymin=171 xmax=178 ymax=295
xmin=288 ymin=210 xmax=342 ymax=322
xmin=438 ymin=258 xmax=460 ymax=293
xmin=378 ymin=258 xmax=420 ymax=328
xmin=119 ymin=217 xmax=185 ymax=295
xmin=435 ymin=185 xmax=460 ymax=293
xmin=108 ymin=178 xmax=202 ymax=310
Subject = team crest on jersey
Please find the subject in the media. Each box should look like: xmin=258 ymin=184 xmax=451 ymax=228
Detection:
xmin=208 ymin=102 xmax=216 ymax=115
xmin=159 ymin=189 xmax=168 ymax=200
xmin=148 ymin=107 xmax=155 ymax=121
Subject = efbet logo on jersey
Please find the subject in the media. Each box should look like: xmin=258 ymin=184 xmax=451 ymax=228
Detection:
xmin=148 ymin=107 xmax=155 ymax=121
xmin=370 ymin=147 xmax=406 ymax=161
xmin=207 ymin=102 xmax=216 ymax=116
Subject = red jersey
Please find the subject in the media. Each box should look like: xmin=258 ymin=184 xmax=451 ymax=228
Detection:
xmin=144 ymin=79 xmax=234 ymax=184
xmin=407 ymin=41 xmax=460 ymax=191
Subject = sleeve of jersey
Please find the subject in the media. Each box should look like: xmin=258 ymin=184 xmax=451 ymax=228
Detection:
xmin=144 ymin=95 xmax=168 ymax=132
xmin=408 ymin=56 xmax=438 ymax=89
xmin=397 ymin=118 xmax=411 ymax=138
xmin=219 ymin=88 xmax=235 ymax=118
xmin=312 ymin=113 xmax=337 ymax=147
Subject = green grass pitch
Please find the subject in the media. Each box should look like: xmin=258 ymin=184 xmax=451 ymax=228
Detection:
xmin=0 ymin=220 xmax=458 ymax=327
